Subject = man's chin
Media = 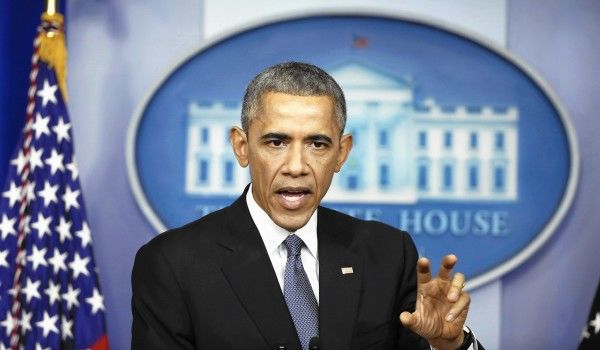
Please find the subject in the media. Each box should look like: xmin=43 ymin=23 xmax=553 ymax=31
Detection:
xmin=272 ymin=212 xmax=312 ymax=232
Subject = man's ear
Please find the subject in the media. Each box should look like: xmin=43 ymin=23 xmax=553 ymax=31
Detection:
xmin=334 ymin=133 xmax=353 ymax=173
xmin=230 ymin=126 xmax=249 ymax=168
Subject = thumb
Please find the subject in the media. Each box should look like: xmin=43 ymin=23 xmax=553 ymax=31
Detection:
xmin=399 ymin=311 xmax=415 ymax=328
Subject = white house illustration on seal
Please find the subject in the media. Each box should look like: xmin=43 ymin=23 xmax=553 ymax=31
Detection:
xmin=184 ymin=61 xmax=519 ymax=202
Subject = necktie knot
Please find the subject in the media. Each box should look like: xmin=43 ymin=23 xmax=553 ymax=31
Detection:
xmin=284 ymin=234 xmax=304 ymax=257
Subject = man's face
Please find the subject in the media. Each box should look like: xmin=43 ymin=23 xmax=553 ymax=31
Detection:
xmin=231 ymin=92 xmax=352 ymax=231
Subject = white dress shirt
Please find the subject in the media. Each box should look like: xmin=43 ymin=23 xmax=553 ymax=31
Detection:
xmin=246 ymin=185 xmax=320 ymax=303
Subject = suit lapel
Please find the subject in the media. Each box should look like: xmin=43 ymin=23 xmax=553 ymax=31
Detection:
xmin=318 ymin=208 xmax=362 ymax=350
xmin=219 ymin=192 xmax=301 ymax=350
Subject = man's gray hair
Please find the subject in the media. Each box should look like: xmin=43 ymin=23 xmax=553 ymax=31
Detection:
xmin=241 ymin=62 xmax=346 ymax=134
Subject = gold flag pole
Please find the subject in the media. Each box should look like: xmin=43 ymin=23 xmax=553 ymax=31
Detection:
xmin=40 ymin=0 xmax=68 ymax=100
xmin=45 ymin=0 xmax=57 ymax=15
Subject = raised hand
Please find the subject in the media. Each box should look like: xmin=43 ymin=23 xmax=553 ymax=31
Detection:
xmin=399 ymin=255 xmax=470 ymax=350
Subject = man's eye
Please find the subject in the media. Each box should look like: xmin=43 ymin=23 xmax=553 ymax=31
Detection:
xmin=270 ymin=140 xmax=283 ymax=147
xmin=312 ymin=141 xmax=329 ymax=149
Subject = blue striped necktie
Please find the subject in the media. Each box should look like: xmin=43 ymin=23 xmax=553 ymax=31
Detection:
xmin=283 ymin=234 xmax=319 ymax=350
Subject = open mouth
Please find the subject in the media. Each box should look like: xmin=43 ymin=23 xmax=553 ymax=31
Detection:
xmin=276 ymin=187 xmax=311 ymax=209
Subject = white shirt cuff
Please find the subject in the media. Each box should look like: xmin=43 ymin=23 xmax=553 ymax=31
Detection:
xmin=429 ymin=326 xmax=478 ymax=350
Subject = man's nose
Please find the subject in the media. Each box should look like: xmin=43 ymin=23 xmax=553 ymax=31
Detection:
xmin=283 ymin=144 xmax=309 ymax=176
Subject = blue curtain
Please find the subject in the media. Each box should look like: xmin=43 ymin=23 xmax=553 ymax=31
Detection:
xmin=0 ymin=1 xmax=65 ymax=184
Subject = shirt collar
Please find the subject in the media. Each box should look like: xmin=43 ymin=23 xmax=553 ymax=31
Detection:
xmin=246 ymin=184 xmax=318 ymax=259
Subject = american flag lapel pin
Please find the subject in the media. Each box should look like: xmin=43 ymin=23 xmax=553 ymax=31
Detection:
xmin=341 ymin=267 xmax=354 ymax=275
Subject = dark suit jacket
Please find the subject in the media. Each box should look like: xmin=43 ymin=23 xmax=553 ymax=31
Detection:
xmin=131 ymin=189 xmax=430 ymax=349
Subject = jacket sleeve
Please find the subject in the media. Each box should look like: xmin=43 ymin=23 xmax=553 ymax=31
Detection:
xmin=131 ymin=242 xmax=195 ymax=349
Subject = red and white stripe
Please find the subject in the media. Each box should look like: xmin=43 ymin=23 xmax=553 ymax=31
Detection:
xmin=9 ymin=28 xmax=42 ymax=350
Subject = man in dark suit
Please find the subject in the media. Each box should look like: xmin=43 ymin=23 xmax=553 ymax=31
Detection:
xmin=132 ymin=62 xmax=481 ymax=349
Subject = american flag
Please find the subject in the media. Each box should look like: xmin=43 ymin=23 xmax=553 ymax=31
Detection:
xmin=580 ymin=280 xmax=600 ymax=349
xmin=0 ymin=13 xmax=108 ymax=350
xmin=352 ymin=35 xmax=369 ymax=49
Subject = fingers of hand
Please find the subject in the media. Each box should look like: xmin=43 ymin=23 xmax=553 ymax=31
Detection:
xmin=445 ymin=292 xmax=470 ymax=322
xmin=399 ymin=311 xmax=415 ymax=327
xmin=437 ymin=254 xmax=458 ymax=280
xmin=416 ymin=257 xmax=432 ymax=285
xmin=447 ymin=272 xmax=465 ymax=302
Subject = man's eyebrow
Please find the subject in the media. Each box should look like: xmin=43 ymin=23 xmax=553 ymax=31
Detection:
xmin=306 ymin=134 xmax=333 ymax=144
xmin=260 ymin=132 xmax=289 ymax=141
